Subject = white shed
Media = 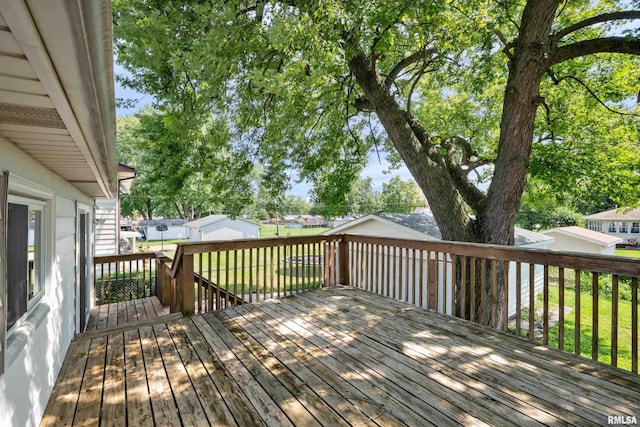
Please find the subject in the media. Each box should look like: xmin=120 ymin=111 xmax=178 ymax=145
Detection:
xmin=185 ymin=215 xmax=261 ymax=242
xmin=541 ymin=226 xmax=621 ymax=256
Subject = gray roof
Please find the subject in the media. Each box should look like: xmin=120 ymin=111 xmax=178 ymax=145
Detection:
xmin=374 ymin=213 xmax=552 ymax=246
xmin=584 ymin=207 xmax=640 ymax=221
xmin=376 ymin=213 xmax=441 ymax=239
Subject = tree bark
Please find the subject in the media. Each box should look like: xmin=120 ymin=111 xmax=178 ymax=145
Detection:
xmin=346 ymin=40 xmax=481 ymax=242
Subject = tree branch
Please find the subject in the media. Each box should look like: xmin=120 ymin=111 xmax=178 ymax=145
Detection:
xmin=440 ymin=136 xmax=487 ymax=212
xmin=384 ymin=47 xmax=437 ymax=90
xmin=552 ymin=11 xmax=640 ymax=41
xmin=551 ymin=36 xmax=640 ymax=65
xmin=553 ymin=75 xmax=640 ymax=117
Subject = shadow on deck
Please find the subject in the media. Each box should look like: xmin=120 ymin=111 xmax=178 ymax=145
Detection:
xmin=43 ymin=287 xmax=640 ymax=426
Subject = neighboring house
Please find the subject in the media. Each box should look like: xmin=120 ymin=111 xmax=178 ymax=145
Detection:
xmin=0 ymin=1 xmax=115 ymax=426
xmin=325 ymin=212 xmax=554 ymax=316
xmin=584 ymin=207 xmax=640 ymax=244
xmin=541 ymin=226 xmax=622 ymax=256
xmin=139 ymin=218 xmax=189 ymax=240
xmin=95 ymin=164 xmax=137 ymax=255
xmin=185 ymin=215 xmax=260 ymax=242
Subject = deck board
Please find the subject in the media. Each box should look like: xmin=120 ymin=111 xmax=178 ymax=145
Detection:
xmin=81 ymin=296 xmax=170 ymax=334
xmin=43 ymin=287 xmax=640 ymax=426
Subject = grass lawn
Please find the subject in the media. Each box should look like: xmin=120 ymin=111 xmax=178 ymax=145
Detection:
xmin=191 ymin=244 xmax=326 ymax=297
xmin=260 ymin=224 xmax=329 ymax=238
xmin=522 ymin=281 xmax=639 ymax=371
xmin=616 ymin=248 xmax=640 ymax=258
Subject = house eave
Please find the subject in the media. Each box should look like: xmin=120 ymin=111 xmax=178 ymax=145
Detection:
xmin=0 ymin=0 xmax=117 ymax=198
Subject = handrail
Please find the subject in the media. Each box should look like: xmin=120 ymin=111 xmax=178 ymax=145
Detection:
xmin=343 ymin=234 xmax=640 ymax=276
xmin=162 ymin=232 xmax=639 ymax=373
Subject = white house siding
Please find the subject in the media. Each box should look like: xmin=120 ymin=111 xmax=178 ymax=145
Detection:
xmin=95 ymin=198 xmax=118 ymax=255
xmin=0 ymin=138 xmax=94 ymax=427
xmin=144 ymin=225 xmax=188 ymax=240
xmin=190 ymin=218 xmax=260 ymax=242
xmin=545 ymin=233 xmax=616 ymax=256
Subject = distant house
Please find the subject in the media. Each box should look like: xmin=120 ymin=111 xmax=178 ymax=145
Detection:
xmin=139 ymin=218 xmax=189 ymax=240
xmin=185 ymin=215 xmax=260 ymax=242
xmin=325 ymin=212 xmax=554 ymax=316
xmin=584 ymin=207 xmax=640 ymax=245
xmin=541 ymin=226 xmax=622 ymax=256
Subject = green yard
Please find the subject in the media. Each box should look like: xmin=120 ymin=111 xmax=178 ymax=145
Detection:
xmin=518 ymin=270 xmax=639 ymax=371
xmin=616 ymin=248 xmax=640 ymax=258
xmin=260 ymin=224 xmax=329 ymax=237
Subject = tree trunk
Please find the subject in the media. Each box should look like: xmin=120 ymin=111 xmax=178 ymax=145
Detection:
xmin=346 ymin=43 xmax=480 ymax=243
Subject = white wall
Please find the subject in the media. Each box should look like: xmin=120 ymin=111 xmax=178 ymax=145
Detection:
xmin=0 ymin=137 xmax=94 ymax=427
xmin=144 ymin=225 xmax=188 ymax=241
xmin=191 ymin=218 xmax=260 ymax=242
xmin=545 ymin=232 xmax=615 ymax=256
xmin=95 ymin=198 xmax=117 ymax=255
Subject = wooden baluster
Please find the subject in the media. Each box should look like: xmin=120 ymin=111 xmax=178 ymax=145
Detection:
xmin=207 ymin=252 xmax=212 ymax=312
xmin=225 ymin=251 xmax=230 ymax=308
xmin=198 ymin=253 xmax=203 ymax=313
xmin=491 ymin=259 xmax=497 ymax=329
xmin=182 ymin=254 xmax=195 ymax=316
xmin=575 ymin=269 xmax=581 ymax=355
xmin=216 ymin=252 xmax=221 ymax=310
xmin=543 ymin=265 xmax=549 ymax=345
xmin=632 ymin=277 xmax=638 ymax=373
xmin=270 ymin=246 xmax=275 ymax=298
xmin=558 ymin=267 xmax=565 ymax=351
xmin=419 ymin=250 xmax=425 ymax=309
xmin=450 ymin=254 xmax=457 ymax=317
xmin=502 ymin=261 xmax=509 ymax=332
xmin=240 ymin=249 xmax=245 ymax=305
xmin=592 ymin=272 xmax=599 ymax=361
xmin=233 ymin=249 xmax=238 ymax=306
xmin=479 ymin=258 xmax=486 ymax=324
xmin=528 ymin=264 xmax=535 ymax=340
xmin=470 ymin=256 xmax=476 ymax=321
xmin=248 ymin=249 xmax=253 ymax=304
xmin=515 ymin=262 xmax=521 ymax=336
xmin=461 ymin=256 xmax=468 ymax=320
xmin=611 ymin=274 xmax=619 ymax=368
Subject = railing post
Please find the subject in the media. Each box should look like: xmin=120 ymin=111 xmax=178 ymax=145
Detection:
xmin=155 ymin=254 xmax=163 ymax=303
xmin=339 ymin=236 xmax=350 ymax=286
xmin=182 ymin=254 xmax=195 ymax=315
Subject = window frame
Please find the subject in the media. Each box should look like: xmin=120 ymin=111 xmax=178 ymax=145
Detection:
xmin=6 ymin=194 xmax=47 ymax=334
xmin=619 ymin=221 xmax=628 ymax=234
xmin=608 ymin=222 xmax=616 ymax=233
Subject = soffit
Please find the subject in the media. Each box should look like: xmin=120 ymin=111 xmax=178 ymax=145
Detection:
xmin=0 ymin=2 xmax=116 ymax=198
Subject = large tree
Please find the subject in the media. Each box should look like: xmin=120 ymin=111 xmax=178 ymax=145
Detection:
xmin=113 ymin=1 xmax=640 ymax=323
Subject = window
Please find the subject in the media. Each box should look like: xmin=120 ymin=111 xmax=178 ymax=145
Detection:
xmin=588 ymin=221 xmax=602 ymax=232
xmin=7 ymin=197 xmax=45 ymax=331
xmin=619 ymin=222 xmax=628 ymax=233
xmin=608 ymin=222 xmax=616 ymax=233
xmin=632 ymin=223 xmax=639 ymax=234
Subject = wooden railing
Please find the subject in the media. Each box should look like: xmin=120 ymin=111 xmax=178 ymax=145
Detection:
xmin=341 ymin=234 xmax=639 ymax=373
xmin=165 ymin=235 xmax=341 ymax=316
xmin=93 ymin=252 xmax=160 ymax=305
xmin=162 ymin=233 xmax=639 ymax=373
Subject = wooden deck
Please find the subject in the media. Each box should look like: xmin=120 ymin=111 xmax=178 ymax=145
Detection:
xmin=43 ymin=287 xmax=640 ymax=426
xmin=84 ymin=296 xmax=171 ymax=332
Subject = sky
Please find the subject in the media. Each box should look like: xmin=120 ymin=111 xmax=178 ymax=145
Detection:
xmin=114 ymin=64 xmax=415 ymax=199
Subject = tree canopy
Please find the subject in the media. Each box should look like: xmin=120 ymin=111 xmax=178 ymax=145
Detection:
xmin=113 ymin=0 xmax=640 ymax=245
